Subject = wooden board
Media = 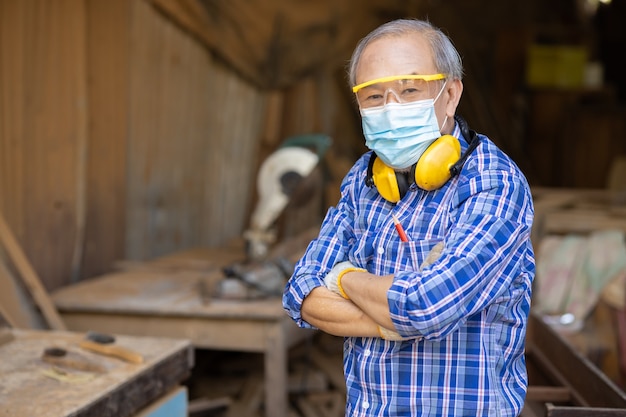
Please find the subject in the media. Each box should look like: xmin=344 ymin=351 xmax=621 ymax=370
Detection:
xmin=525 ymin=312 xmax=626 ymax=410
xmin=0 ymin=329 xmax=192 ymax=417
xmin=0 ymin=211 xmax=66 ymax=330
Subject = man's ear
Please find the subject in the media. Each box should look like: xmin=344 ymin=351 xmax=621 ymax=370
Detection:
xmin=445 ymin=79 xmax=463 ymax=118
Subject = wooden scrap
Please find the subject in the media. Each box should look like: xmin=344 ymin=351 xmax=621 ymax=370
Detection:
xmin=0 ymin=212 xmax=66 ymax=330
xmin=0 ymin=303 xmax=17 ymax=329
xmin=546 ymin=404 xmax=626 ymax=417
xmin=526 ymin=386 xmax=572 ymax=403
xmin=0 ymin=257 xmax=39 ymax=328
xmin=40 ymin=367 xmax=97 ymax=384
xmin=188 ymin=396 xmax=232 ymax=416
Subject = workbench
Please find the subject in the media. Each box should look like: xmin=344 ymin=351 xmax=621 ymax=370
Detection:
xmin=50 ymin=244 xmax=315 ymax=417
xmin=0 ymin=328 xmax=193 ymax=417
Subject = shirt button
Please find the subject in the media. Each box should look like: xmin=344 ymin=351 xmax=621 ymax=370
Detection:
xmin=377 ymin=246 xmax=385 ymax=254
xmin=362 ymin=401 xmax=370 ymax=409
xmin=364 ymin=349 xmax=371 ymax=356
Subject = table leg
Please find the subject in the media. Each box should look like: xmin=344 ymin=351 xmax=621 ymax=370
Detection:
xmin=264 ymin=321 xmax=288 ymax=417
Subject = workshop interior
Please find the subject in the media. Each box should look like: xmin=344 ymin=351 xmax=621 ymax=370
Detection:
xmin=1 ymin=0 xmax=626 ymax=416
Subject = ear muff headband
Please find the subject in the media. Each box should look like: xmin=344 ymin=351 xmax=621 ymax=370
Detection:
xmin=365 ymin=115 xmax=480 ymax=202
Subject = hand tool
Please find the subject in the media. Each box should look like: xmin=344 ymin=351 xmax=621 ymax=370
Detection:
xmin=41 ymin=347 xmax=106 ymax=373
xmin=79 ymin=331 xmax=144 ymax=364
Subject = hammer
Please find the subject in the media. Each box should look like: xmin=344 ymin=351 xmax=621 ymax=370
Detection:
xmin=42 ymin=347 xmax=107 ymax=373
xmin=78 ymin=331 xmax=144 ymax=364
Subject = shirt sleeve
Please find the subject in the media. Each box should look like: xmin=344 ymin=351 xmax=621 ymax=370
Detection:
xmin=388 ymin=166 xmax=535 ymax=340
xmin=282 ymin=157 xmax=365 ymax=329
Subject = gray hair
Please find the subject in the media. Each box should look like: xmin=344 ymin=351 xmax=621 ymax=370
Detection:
xmin=348 ymin=19 xmax=464 ymax=87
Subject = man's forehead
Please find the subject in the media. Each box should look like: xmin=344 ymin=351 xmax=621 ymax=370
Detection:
xmin=356 ymin=34 xmax=437 ymax=84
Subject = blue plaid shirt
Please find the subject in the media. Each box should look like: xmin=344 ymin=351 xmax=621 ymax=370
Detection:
xmin=283 ymin=122 xmax=535 ymax=417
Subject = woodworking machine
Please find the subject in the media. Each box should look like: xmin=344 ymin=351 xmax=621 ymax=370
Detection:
xmin=244 ymin=134 xmax=331 ymax=261
xmin=219 ymin=135 xmax=331 ymax=299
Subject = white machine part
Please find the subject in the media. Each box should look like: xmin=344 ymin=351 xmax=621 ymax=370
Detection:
xmin=244 ymin=146 xmax=319 ymax=261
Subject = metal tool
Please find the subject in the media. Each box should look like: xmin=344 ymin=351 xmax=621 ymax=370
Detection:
xmin=220 ymin=258 xmax=292 ymax=299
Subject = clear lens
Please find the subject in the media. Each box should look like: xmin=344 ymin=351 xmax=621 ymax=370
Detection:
xmin=356 ymin=78 xmax=445 ymax=109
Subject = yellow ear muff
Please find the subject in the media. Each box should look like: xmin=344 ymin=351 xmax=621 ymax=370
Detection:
xmin=371 ymin=156 xmax=402 ymax=203
xmin=413 ymin=135 xmax=461 ymax=191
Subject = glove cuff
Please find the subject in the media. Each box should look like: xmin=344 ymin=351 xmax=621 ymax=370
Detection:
xmin=336 ymin=267 xmax=366 ymax=299
xmin=377 ymin=325 xmax=408 ymax=341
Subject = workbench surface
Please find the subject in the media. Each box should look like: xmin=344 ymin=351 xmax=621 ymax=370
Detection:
xmin=0 ymin=329 xmax=193 ymax=417
xmin=51 ymin=268 xmax=286 ymax=320
xmin=49 ymin=242 xmax=315 ymax=417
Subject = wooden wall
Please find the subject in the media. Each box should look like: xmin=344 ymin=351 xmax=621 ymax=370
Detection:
xmin=0 ymin=0 xmax=268 ymax=290
xmin=1 ymin=0 xmax=90 ymax=290
xmin=126 ymin=0 xmax=266 ymax=260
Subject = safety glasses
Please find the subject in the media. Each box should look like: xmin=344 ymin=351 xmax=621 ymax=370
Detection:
xmin=353 ymin=74 xmax=446 ymax=109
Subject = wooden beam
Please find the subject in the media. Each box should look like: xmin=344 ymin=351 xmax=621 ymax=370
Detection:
xmin=0 ymin=212 xmax=66 ymax=330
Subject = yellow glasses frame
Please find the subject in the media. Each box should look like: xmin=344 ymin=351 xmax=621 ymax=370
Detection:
xmin=352 ymin=73 xmax=446 ymax=93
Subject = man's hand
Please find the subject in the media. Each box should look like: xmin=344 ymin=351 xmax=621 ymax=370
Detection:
xmin=324 ymin=261 xmax=366 ymax=299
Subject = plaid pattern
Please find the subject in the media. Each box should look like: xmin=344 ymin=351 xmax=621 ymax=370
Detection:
xmin=283 ymin=122 xmax=535 ymax=416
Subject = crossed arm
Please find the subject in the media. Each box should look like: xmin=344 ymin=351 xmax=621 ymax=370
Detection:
xmin=300 ymin=271 xmax=395 ymax=337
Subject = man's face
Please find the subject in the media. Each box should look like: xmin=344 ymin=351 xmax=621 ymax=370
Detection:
xmin=355 ymin=34 xmax=458 ymax=134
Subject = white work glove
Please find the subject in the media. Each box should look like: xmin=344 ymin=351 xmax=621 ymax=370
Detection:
xmin=324 ymin=261 xmax=366 ymax=299
xmin=377 ymin=325 xmax=411 ymax=341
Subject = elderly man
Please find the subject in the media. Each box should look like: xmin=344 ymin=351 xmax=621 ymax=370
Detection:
xmin=283 ymin=18 xmax=534 ymax=417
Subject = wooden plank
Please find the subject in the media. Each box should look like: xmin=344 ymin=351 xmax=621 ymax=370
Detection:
xmin=527 ymin=312 xmax=626 ymax=408
xmin=0 ymin=303 xmax=16 ymax=327
xmin=69 ymin=0 xmax=89 ymax=284
xmin=81 ymin=0 xmax=130 ymax=280
xmin=0 ymin=256 xmax=38 ymax=328
xmin=57 ymin=311 xmax=293 ymax=352
xmin=0 ymin=211 xmax=66 ymax=330
xmin=187 ymin=396 xmax=232 ymax=415
xmin=526 ymin=386 xmax=572 ymax=403
xmin=547 ymin=404 xmax=626 ymax=417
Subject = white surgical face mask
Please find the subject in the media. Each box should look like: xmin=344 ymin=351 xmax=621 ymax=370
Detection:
xmin=361 ymin=83 xmax=445 ymax=169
